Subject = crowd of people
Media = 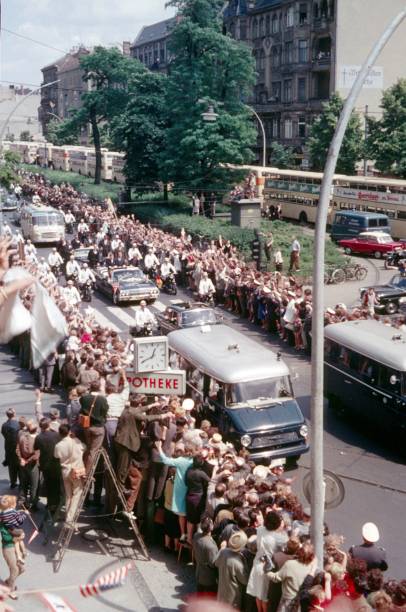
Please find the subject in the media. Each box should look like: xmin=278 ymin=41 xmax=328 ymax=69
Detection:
xmin=0 ymin=170 xmax=404 ymax=609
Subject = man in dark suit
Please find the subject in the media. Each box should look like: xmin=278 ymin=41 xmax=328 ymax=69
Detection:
xmin=114 ymin=397 xmax=170 ymax=511
xmin=1 ymin=409 xmax=20 ymax=488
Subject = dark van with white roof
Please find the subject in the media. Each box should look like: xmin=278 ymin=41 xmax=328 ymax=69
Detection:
xmin=331 ymin=211 xmax=390 ymax=242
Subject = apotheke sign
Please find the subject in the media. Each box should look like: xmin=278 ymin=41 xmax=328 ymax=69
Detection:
xmin=127 ymin=370 xmax=186 ymax=396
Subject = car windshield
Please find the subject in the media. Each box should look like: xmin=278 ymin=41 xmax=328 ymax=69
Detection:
xmin=113 ymin=270 xmax=144 ymax=283
xmin=390 ymin=275 xmax=406 ymax=289
xmin=32 ymin=213 xmax=64 ymax=226
xmin=181 ymin=309 xmax=217 ymax=327
xmin=227 ymin=376 xmax=293 ymax=405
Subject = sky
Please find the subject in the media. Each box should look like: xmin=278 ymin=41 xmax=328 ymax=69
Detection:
xmin=0 ymin=0 xmax=176 ymax=87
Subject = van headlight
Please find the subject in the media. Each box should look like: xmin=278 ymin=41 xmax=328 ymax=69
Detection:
xmin=240 ymin=434 xmax=252 ymax=448
xmin=300 ymin=425 xmax=308 ymax=438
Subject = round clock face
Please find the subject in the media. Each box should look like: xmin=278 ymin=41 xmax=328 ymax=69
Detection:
xmin=137 ymin=341 xmax=167 ymax=372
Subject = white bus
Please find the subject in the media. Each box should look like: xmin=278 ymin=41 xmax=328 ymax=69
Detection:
xmin=20 ymin=203 xmax=65 ymax=243
xmin=37 ymin=143 xmax=54 ymax=167
xmin=69 ymin=147 xmax=88 ymax=175
xmin=51 ymin=146 xmax=72 ymax=171
xmin=111 ymin=153 xmax=125 ymax=184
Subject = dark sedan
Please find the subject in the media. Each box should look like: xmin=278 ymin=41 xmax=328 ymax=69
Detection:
xmin=157 ymin=301 xmax=220 ymax=335
xmin=361 ymin=274 xmax=406 ymax=314
xmin=95 ymin=266 xmax=160 ymax=304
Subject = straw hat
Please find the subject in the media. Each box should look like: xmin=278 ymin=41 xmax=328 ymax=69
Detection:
xmin=228 ymin=531 xmax=248 ymax=552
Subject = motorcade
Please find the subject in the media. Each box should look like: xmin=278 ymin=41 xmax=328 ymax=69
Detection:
xmin=338 ymin=231 xmax=403 ymax=259
xmin=73 ymin=247 xmax=92 ymax=264
xmin=168 ymin=324 xmax=309 ymax=464
xmin=95 ymin=266 xmax=159 ymax=304
xmin=331 ymin=211 xmax=391 ymax=242
xmin=385 ymin=249 xmax=406 ymax=269
xmin=157 ymin=301 xmax=220 ymax=335
xmin=324 ymin=319 xmax=406 ymax=447
xmin=360 ymin=274 xmax=406 ymax=315
xmin=2 ymin=195 xmax=18 ymax=211
xmin=20 ymin=204 xmax=65 ymax=243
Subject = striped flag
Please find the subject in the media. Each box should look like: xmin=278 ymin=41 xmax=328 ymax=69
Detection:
xmin=79 ymin=562 xmax=133 ymax=598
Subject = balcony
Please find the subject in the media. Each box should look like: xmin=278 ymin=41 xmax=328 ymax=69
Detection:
xmin=312 ymin=51 xmax=332 ymax=69
xmin=313 ymin=16 xmax=332 ymax=31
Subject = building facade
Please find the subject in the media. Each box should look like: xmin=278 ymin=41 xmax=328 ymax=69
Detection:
xmin=223 ymin=0 xmax=406 ymax=166
xmin=0 ymin=85 xmax=41 ymax=141
xmin=130 ymin=17 xmax=177 ymax=72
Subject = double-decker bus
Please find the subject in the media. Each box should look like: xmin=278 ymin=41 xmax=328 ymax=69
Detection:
xmin=111 ymin=153 xmax=125 ymax=183
xmin=69 ymin=147 xmax=88 ymax=175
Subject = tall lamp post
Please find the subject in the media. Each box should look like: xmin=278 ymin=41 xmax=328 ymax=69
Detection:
xmin=310 ymin=9 xmax=406 ymax=567
xmin=0 ymin=80 xmax=59 ymax=233
xmin=202 ymin=103 xmax=267 ymax=167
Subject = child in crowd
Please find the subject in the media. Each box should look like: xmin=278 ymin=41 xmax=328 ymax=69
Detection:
xmin=0 ymin=495 xmax=29 ymax=566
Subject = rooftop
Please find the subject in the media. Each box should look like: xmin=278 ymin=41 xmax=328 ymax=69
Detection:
xmin=132 ymin=17 xmax=177 ymax=48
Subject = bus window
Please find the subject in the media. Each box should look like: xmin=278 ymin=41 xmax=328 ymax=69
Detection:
xmin=358 ymin=357 xmax=379 ymax=383
xmin=378 ymin=366 xmax=402 ymax=395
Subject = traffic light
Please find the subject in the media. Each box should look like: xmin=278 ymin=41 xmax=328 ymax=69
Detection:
xmin=251 ymin=238 xmax=261 ymax=271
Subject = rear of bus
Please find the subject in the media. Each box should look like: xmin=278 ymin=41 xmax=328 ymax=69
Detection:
xmin=23 ymin=207 xmax=65 ymax=243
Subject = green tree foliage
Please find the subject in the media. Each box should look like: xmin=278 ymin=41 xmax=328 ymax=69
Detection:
xmin=366 ymin=79 xmax=406 ymax=178
xmin=0 ymin=150 xmax=21 ymax=188
xmin=111 ymin=69 xmax=167 ymax=189
xmin=269 ymin=142 xmax=295 ymax=169
xmin=160 ymin=0 xmax=257 ymax=190
xmin=19 ymin=130 xmax=33 ymax=142
xmin=308 ymin=93 xmax=363 ymax=174
xmin=46 ymin=119 xmax=80 ymax=146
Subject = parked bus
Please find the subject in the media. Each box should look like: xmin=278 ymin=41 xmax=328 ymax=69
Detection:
xmin=324 ymin=319 xmax=406 ymax=446
xmin=168 ymin=324 xmax=309 ymax=464
xmin=111 ymin=153 xmax=126 ymax=183
xmin=37 ymin=142 xmax=54 ymax=167
xmin=69 ymin=147 xmax=88 ymax=175
xmin=51 ymin=146 xmax=71 ymax=171
xmin=20 ymin=203 xmax=65 ymax=243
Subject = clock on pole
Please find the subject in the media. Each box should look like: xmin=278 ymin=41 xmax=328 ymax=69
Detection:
xmin=133 ymin=336 xmax=169 ymax=373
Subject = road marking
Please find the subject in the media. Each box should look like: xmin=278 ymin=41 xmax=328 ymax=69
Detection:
xmin=106 ymin=306 xmax=134 ymax=327
xmin=153 ymin=300 xmax=166 ymax=312
xmin=93 ymin=310 xmax=121 ymax=332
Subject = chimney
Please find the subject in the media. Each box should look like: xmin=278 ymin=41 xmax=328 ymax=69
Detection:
xmin=122 ymin=41 xmax=131 ymax=56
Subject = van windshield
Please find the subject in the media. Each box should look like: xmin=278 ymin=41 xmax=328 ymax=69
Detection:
xmin=32 ymin=213 xmax=64 ymax=226
xmin=228 ymin=376 xmax=292 ymax=405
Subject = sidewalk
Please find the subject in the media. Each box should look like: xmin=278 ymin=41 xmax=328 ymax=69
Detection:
xmin=0 ymin=348 xmax=193 ymax=611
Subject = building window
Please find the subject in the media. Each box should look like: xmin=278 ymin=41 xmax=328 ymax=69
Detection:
xmin=272 ymin=81 xmax=281 ymax=100
xmin=272 ymin=14 xmax=279 ymax=33
xmin=286 ymin=6 xmax=294 ymax=27
xmin=298 ymin=116 xmax=306 ymax=138
xmin=252 ymin=18 xmax=258 ymax=38
xmin=299 ymin=3 xmax=308 ymax=24
xmin=272 ymin=118 xmax=280 ymax=138
xmin=298 ymin=77 xmax=307 ymax=102
xmin=284 ymin=42 xmax=293 ymax=64
xmin=284 ymin=119 xmax=293 ymax=139
xmin=298 ymin=40 xmax=308 ymax=62
xmin=240 ymin=22 xmax=247 ymax=39
xmin=284 ymin=79 xmax=293 ymax=103
xmin=160 ymin=48 xmax=165 ymax=63
xmin=266 ymin=15 xmax=271 ymax=34
xmin=259 ymin=50 xmax=265 ymax=71
xmin=259 ymin=17 xmax=265 ymax=36
xmin=271 ymin=46 xmax=280 ymax=67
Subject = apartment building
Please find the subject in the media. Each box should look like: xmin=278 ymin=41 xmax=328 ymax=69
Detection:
xmin=130 ymin=17 xmax=177 ymax=73
xmin=223 ymin=0 xmax=406 ymax=165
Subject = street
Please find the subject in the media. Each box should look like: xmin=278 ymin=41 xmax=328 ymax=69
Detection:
xmin=0 ymin=208 xmax=404 ymax=612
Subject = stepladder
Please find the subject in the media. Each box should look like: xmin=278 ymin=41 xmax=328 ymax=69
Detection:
xmin=52 ymin=446 xmax=150 ymax=572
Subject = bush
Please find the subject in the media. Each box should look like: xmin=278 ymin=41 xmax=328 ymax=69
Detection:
xmin=20 ymin=163 xmax=121 ymax=202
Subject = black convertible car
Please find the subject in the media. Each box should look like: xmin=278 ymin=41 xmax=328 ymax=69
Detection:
xmin=95 ymin=266 xmax=160 ymax=304
xmin=361 ymin=274 xmax=406 ymax=315
xmin=156 ymin=301 xmax=221 ymax=335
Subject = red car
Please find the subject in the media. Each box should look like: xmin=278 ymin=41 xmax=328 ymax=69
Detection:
xmin=339 ymin=232 xmax=403 ymax=259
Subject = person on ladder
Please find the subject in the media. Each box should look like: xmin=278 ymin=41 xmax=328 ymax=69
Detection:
xmin=54 ymin=425 xmax=86 ymax=528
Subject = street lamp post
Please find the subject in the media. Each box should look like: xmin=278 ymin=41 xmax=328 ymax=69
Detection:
xmin=310 ymin=9 xmax=406 ymax=567
xmin=201 ymin=103 xmax=267 ymax=167
xmin=0 ymin=80 xmax=59 ymax=233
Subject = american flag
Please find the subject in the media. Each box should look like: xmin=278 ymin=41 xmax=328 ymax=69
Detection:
xmin=79 ymin=563 xmax=133 ymax=598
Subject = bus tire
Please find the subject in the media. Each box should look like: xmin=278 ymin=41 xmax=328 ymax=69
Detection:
xmin=344 ymin=247 xmax=352 ymax=255
xmin=374 ymin=251 xmax=382 ymax=259
xmin=385 ymin=301 xmax=398 ymax=315
xmin=299 ymin=212 xmax=308 ymax=225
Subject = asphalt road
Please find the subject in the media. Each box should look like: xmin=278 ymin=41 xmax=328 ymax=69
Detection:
xmin=1 ymin=211 xmax=405 ymax=608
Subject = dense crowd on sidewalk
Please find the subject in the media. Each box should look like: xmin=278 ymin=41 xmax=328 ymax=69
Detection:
xmin=0 ymin=170 xmax=404 ymax=609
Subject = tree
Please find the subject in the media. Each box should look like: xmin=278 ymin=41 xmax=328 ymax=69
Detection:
xmin=0 ymin=151 xmax=21 ymax=188
xmin=366 ymin=79 xmax=406 ymax=178
xmin=19 ymin=130 xmax=33 ymax=142
xmin=65 ymin=47 xmax=142 ymax=184
xmin=269 ymin=142 xmax=295 ymax=169
xmin=46 ymin=119 xmax=80 ymax=146
xmin=160 ymin=0 xmax=257 ymax=191
xmin=308 ymin=93 xmax=363 ymax=174
xmin=111 ymin=69 xmax=168 ymax=190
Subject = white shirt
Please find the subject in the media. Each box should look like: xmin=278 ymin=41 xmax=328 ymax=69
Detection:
xmin=106 ymin=380 xmax=130 ymax=418
xmin=283 ymin=299 xmax=297 ymax=324
xmin=77 ymin=222 xmax=89 ymax=233
xmin=78 ymin=268 xmax=95 ymax=284
xmin=24 ymin=243 xmax=37 ymax=256
xmin=48 ymin=251 xmax=63 ymax=266
xmin=38 ymin=261 xmax=50 ymax=275
xmin=66 ymin=260 xmax=81 ymax=276
xmin=54 ymin=436 xmax=85 ymax=479
xmin=128 ymin=247 xmax=142 ymax=261
xmin=64 ymin=212 xmax=75 ymax=224
xmin=144 ymin=253 xmax=159 ymax=268
xmin=63 ymin=285 xmax=81 ymax=306
xmin=291 ymin=239 xmax=301 ymax=253
xmin=134 ymin=307 xmax=156 ymax=329
xmin=161 ymin=262 xmax=176 ymax=277
xmin=111 ymin=238 xmax=123 ymax=251
xmin=199 ymin=277 xmax=215 ymax=295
